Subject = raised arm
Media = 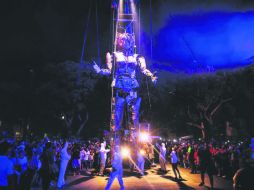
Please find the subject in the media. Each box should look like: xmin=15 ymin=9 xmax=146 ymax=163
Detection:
xmin=137 ymin=56 xmax=157 ymax=83
xmin=156 ymin=142 xmax=161 ymax=149
xmin=92 ymin=52 xmax=112 ymax=76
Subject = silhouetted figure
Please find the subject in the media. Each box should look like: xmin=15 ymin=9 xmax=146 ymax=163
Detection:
xmin=99 ymin=142 xmax=110 ymax=176
xmin=170 ymin=147 xmax=182 ymax=180
xmin=40 ymin=142 xmax=54 ymax=190
xmin=198 ymin=144 xmax=215 ymax=189
xmin=233 ymin=162 xmax=254 ymax=190
xmin=57 ymin=142 xmax=71 ymax=189
xmin=157 ymin=143 xmax=167 ymax=173
xmin=0 ymin=141 xmax=15 ymax=189
xmin=105 ymin=146 xmax=124 ymax=190
xmin=137 ymin=149 xmax=145 ymax=175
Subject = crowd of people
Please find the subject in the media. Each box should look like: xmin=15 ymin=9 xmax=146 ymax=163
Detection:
xmin=143 ymin=137 xmax=253 ymax=189
xmin=0 ymin=132 xmax=253 ymax=190
xmin=0 ymin=134 xmax=109 ymax=190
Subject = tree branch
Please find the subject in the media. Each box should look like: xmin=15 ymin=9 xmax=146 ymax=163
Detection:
xmin=76 ymin=112 xmax=89 ymax=136
xmin=186 ymin=122 xmax=202 ymax=129
xmin=64 ymin=113 xmax=73 ymax=128
xmin=210 ymin=98 xmax=232 ymax=117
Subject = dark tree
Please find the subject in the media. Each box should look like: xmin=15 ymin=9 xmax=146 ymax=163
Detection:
xmin=35 ymin=60 xmax=96 ymax=136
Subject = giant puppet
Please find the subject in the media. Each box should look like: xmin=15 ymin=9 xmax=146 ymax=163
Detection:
xmin=93 ymin=0 xmax=157 ymax=145
xmin=93 ymin=32 xmax=157 ymax=144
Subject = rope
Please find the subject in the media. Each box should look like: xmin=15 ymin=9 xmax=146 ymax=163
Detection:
xmin=167 ymin=13 xmax=200 ymax=71
xmin=145 ymin=0 xmax=153 ymax=111
xmin=149 ymin=0 xmax=153 ymax=59
xmin=138 ymin=3 xmax=141 ymax=52
xmin=95 ymin=0 xmax=101 ymax=65
xmin=79 ymin=0 xmax=92 ymax=66
xmin=77 ymin=0 xmax=92 ymax=85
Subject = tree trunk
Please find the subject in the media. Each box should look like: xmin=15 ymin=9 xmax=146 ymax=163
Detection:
xmin=76 ymin=112 xmax=89 ymax=136
xmin=186 ymin=121 xmax=206 ymax=140
xmin=63 ymin=114 xmax=73 ymax=136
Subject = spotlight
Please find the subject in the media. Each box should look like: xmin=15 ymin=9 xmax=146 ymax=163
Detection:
xmin=121 ymin=147 xmax=130 ymax=158
xmin=173 ymin=139 xmax=177 ymax=143
xmin=139 ymin=132 xmax=150 ymax=142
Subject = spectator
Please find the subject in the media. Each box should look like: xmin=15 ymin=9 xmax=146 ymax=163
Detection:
xmin=0 ymin=141 xmax=14 ymax=189
xmin=19 ymin=148 xmax=38 ymax=190
xmin=99 ymin=142 xmax=110 ymax=176
xmin=105 ymin=146 xmax=124 ymax=190
xmin=148 ymin=144 xmax=155 ymax=167
xmin=89 ymin=149 xmax=94 ymax=169
xmin=80 ymin=147 xmax=85 ymax=171
xmin=198 ymin=143 xmax=215 ymax=189
xmin=40 ymin=142 xmax=54 ymax=190
xmin=170 ymin=147 xmax=182 ymax=180
xmin=57 ymin=142 xmax=71 ymax=189
xmin=157 ymin=143 xmax=167 ymax=173
xmin=233 ymin=161 xmax=254 ymax=190
xmin=72 ymin=144 xmax=81 ymax=176
xmin=16 ymin=149 xmax=28 ymax=188
xmin=137 ymin=148 xmax=145 ymax=175
xmin=84 ymin=148 xmax=90 ymax=171
xmin=189 ymin=145 xmax=196 ymax=174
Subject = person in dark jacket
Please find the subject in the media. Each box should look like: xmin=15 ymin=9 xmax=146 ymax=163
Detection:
xmin=198 ymin=143 xmax=215 ymax=190
xmin=40 ymin=142 xmax=54 ymax=190
xmin=233 ymin=161 xmax=254 ymax=190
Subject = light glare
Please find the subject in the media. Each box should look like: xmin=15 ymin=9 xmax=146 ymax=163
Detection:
xmin=121 ymin=146 xmax=130 ymax=158
xmin=139 ymin=132 xmax=150 ymax=142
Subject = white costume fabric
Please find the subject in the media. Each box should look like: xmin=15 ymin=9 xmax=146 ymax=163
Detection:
xmin=159 ymin=143 xmax=167 ymax=172
xmin=137 ymin=150 xmax=145 ymax=175
xmin=99 ymin=142 xmax=110 ymax=175
xmin=105 ymin=146 xmax=124 ymax=190
xmin=57 ymin=142 xmax=71 ymax=188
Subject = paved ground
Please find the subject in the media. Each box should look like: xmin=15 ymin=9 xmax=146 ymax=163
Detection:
xmin=32 ymin=164 xmax=234 ymax=190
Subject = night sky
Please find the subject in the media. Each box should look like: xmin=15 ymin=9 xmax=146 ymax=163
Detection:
xmin=2 ymin=0 xmax=254 ymax=71
xmin=1 ymin=0 xmax=111 ymax=66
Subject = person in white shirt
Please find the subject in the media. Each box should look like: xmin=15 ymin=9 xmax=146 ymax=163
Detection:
xmin=157 ymin=143 xmax=167 ymax=173
xmin=137 ymin=149 xmax=145 ymax=176
xmin=16 ymin=149 xmax=28 ymax=174
xmin=105 ymin=145 xmax=124 ymax=190
xmin=88 ymin=150 xmax=94 ymax=169
xmin=80 ymin=148 xmax=85 ymax=170
xmin=57 ymin=142 xmax=71 ymax=189
xmin=99 ymin=142 xmax=110 ymax=176
xmin=0 ymin=141 xmax=14 ymax=189
xmin=148 ymin=144 xmax=156 ymax=167
xmin=84 ymin=148 xmax=90 ymax=171
xmin=170 ymin=147 xmax=182 ymax=180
